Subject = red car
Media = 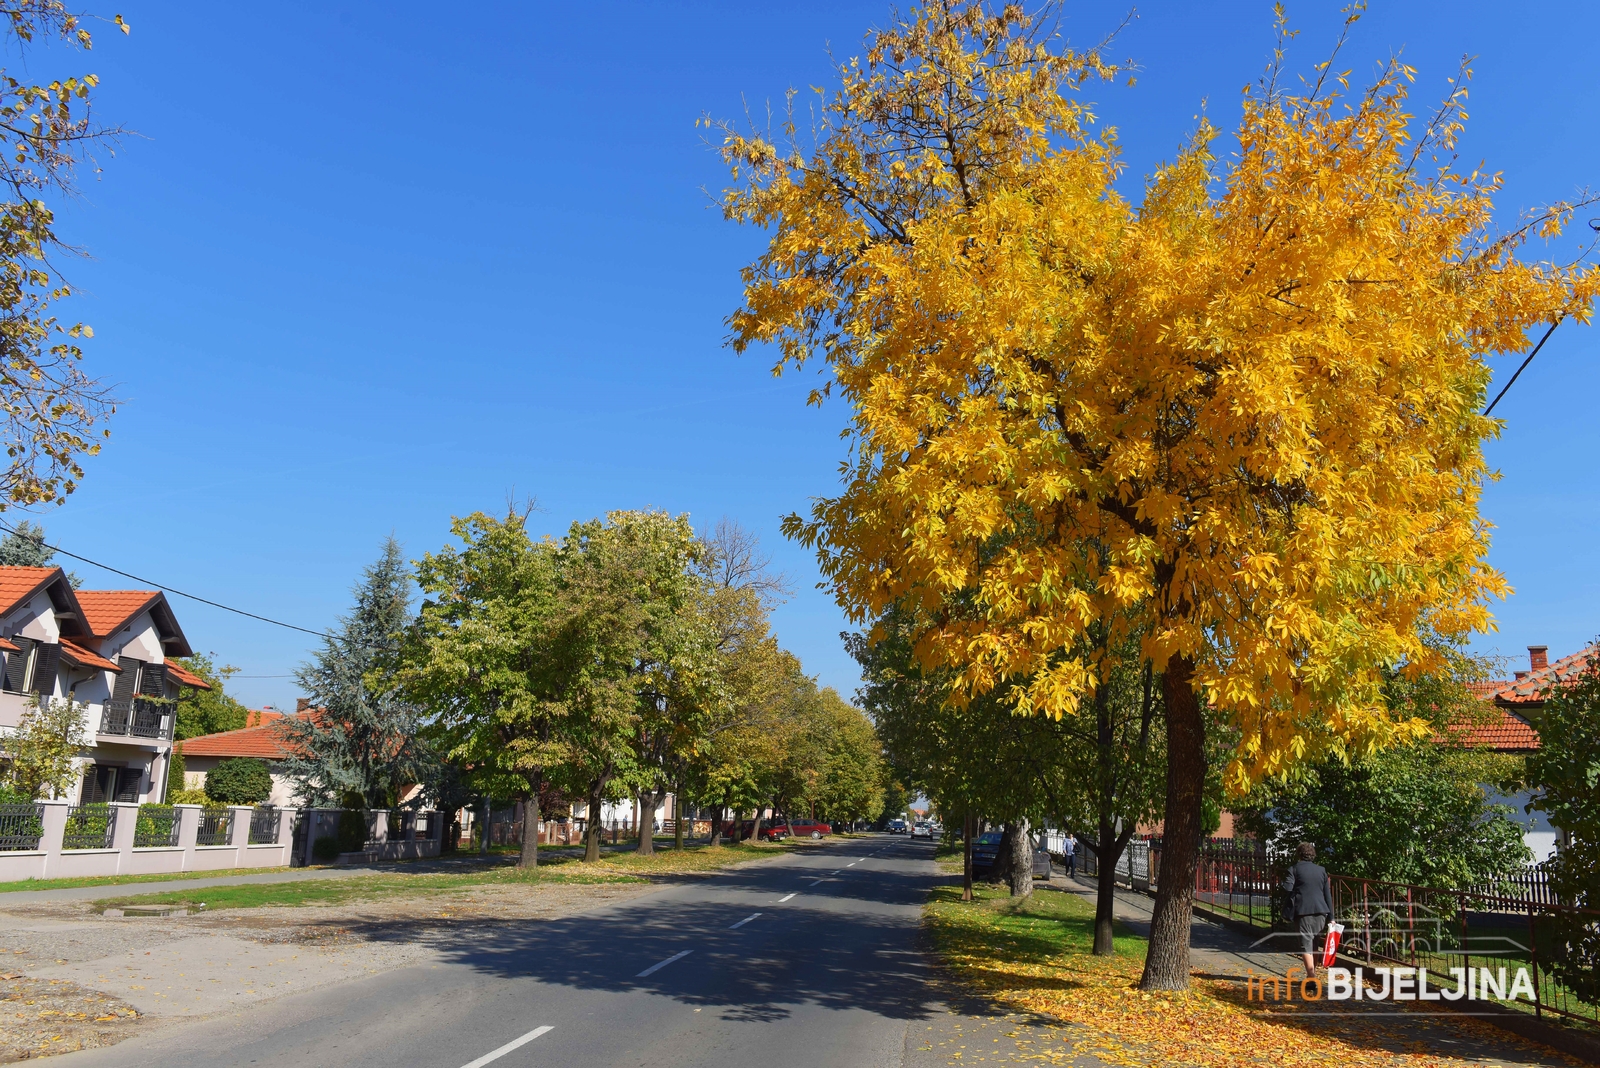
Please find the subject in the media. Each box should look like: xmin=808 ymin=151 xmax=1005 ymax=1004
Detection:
xmin=719 ymin=821 xmax=788 ymax=842
xmin=783 ymin=819 xmax=832 ymax=839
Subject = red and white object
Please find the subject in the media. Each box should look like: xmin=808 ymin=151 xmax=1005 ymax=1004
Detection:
xmin=1322 ymin=921 xmax=1345 ymax=967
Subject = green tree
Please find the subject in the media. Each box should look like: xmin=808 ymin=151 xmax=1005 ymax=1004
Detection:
xmin=1526 ymin=648 xmax=1600 ymax=1003
xmin=406 ymin=509 xmax=568 ymax=868
xmin=172 ymin=652 xmax=249 ymax=738
xmin=4 ymin=693 xmax=86 ymax=799
xmin=1245 ymin=743 xmax=1528 ymax=889
xmin=280 ymin=538 xmax=430 ymax=809
xmin=810 ymin=689 xmax=885 ymax=827
xmin=553 ymin=510 xmax=705 ymax=862
xmin=203 ymin=757 xmax=273 ymax=805
xmin=1242 ymin=652 xmax=1529 ymax=889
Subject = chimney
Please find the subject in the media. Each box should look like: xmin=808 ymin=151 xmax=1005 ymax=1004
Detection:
xmin=1529 ymin=645 xmax=1549 ymax=673
xmin=296 ymin=698 xmax=311 ymax=714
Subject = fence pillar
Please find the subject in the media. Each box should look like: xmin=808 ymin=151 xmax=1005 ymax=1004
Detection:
xmin=175 ymin=804 xmax=202 ymax=871
xmin=35 ymin=800 xmax=69 ymax=879
xmin=275 ymin=807 xmax=298 ymax=865
xmin=108 ymin=801 xmax=139 ymax=875
xmin=226 ymin=805 xmax=251 ymax=865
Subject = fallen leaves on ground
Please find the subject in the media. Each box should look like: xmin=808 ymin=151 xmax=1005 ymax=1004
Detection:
xmin=926 ymin=887 xmax=1581 ymax=1068
xmin=0 ymin=974 xmax=142 ymax=1061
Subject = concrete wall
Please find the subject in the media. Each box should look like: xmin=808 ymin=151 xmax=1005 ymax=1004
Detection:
xmin=0 ymin=801 xmax=298 ymax=882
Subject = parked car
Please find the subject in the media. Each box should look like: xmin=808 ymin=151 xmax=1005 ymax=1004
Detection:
xmin=785 ymin=819 xmax=832 ymax=839
xmin=887 ymin=819 xmax=908 ymax=835
xmin=718 ymin=821 xmax=788 ymax=842
xmin=971 ymin=831 xmax=1004 ymax=875
xmin=911 ymin=821 xmax=932 ymax=839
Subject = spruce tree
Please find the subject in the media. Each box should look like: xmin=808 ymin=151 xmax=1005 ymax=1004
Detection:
xmin=280 ymin=538 xmax=430 ymax=809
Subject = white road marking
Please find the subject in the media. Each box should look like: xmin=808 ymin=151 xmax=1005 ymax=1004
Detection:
xmin=847 ymin=861 xmax=858 ymax=867
xmin=779 ymin=893 xmax=796 ymax=902
xmin=729 ymin=912 xmax=762 ymax=929
xmin=636 ymin=950 xmax=693 ymax=978
xmin=458 ymin=1026 xmax=553 ymax=1068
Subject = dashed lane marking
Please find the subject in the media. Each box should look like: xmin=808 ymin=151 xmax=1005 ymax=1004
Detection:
xmin=458 ymin=1026 xmax=553 ymax=1068
xmin=729 ymin=913 xmax=762 ymax=929
xmin=636 ymin=950 xmax=693 ymax=978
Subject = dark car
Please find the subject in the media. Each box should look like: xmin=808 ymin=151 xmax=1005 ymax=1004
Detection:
xmin=887 ymin=819 xmax=908 ymax=835
xmin=971 ymin=831 xmax=1004 ymax=875
xmin=784 ymin=819 xmax=832 ymax=839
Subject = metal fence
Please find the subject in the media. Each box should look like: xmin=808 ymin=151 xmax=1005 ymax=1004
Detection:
xmin=0 ymin=802 xmax=43 ymax=851
xmin=1157 ymin=839 xmax=1598 ymax=1027
xmin=1323 ymin=873 xmax=1600 ymax=1026
xmin=196 ymin=809 xmax=230 ymax=846
xmin=134 ymin=805 xmax=181 ymax=848
xmin=62 ymin=803 xmax=115 ymax=850
xmin=250 ymin=806 xmax=280 ymax=845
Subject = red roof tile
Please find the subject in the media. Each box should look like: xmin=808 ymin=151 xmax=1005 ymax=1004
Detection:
xmin=164 ymin=660 xmax=212 ymax=690
xmin=0 ymin=566 xmax=64 ymax=615
xmin=73 ymin=590 xmax=162 ymax=638
xmin=1484 ymin=645 xmax=1598 ymax=706
xmin=245 ymin=708 xmax=284 ymax=727
xmin=179 ymin=722 xmax=296 ymax=760
xmin=1453 ymin=707 xmax=1540 ymax=751
xmin=0 ymin=636 xmax=16 ymax=653
xmin=59 ymin=638 xmax=121 ymax=673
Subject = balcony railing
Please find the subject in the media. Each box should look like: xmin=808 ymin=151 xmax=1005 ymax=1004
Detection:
xmin=99 ymin=697 xmax=173 ymax=740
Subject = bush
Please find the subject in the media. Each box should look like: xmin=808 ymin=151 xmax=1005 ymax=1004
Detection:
xmin=311 ymin=835 xmax=341 ymax=862
xmin=203 ymin=758 xmax=274 ymax=805
xmin=166 ymin=787 xmax=211 ymax=806
xmin=338 ymin=808 xmax=369 ymax=853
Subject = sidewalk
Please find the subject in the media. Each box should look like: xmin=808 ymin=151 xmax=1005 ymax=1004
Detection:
xmin=0 ymin=865 xmax=390 ymax=905
xmin=1051 ymin=874 xmax=1581 ymax=1068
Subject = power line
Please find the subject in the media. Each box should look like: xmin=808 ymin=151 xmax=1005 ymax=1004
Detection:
xmin=0 ymin=519 xmax=339 ymax=643
xmin=1483 ymin=319 xmax=1561 ymax=417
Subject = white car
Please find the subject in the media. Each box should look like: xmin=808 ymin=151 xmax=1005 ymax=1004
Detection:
xmin=911 ymin=822 xmax=932 ymax=839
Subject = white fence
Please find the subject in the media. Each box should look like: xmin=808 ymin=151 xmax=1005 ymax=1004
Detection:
xmin=0 ymin=801 xmax=297 ymax=882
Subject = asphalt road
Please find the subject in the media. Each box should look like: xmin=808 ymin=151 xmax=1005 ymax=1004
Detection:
xmin=57 ymin=834 xmax=949 ymax=1068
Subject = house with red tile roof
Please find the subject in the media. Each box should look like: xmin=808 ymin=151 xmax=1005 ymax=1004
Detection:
xmin=0 ymin=566 xmax=214 ymax=804
xmin=1455 ymin=643 xmax=1594 ymax=863
xmin=179 ymin=709 xmax=302 ymax=806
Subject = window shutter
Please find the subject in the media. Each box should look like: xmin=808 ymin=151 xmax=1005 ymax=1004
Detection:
xmin=4 ymin=637 xmax=33 ymax=692
xmin=110 ymin=658 xmax=139 ymax=704
xmin=138 ymin=662 xmax=167 ymax=696
xmin=30 ymin=643 xmax=58 ymax=696
xmin=113 ymin=768 xmax=140 ymax=803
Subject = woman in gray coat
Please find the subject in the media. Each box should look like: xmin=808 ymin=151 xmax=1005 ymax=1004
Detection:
xmin=1282 ymin=841 xmax=1333 ymax=974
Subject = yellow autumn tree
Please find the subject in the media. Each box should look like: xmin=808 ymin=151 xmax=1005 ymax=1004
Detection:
xmin=716 ymin=1 xmax=1598 ymax=989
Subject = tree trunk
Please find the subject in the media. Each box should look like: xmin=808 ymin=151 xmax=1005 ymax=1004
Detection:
xmin=584 ymin=779 xmax=605 ymax=863
xmin=1006 ymin=817 xmax=1034 ymax=898
xmin=962 ymin=812 xmax=974 ymax=902
xmin=1139 ymin=654 xmax=1206 ymax=990
xmin=478 ymin=794 xmax=490 ymax=857
xmin=744 ymin=804 xmax=763 ymax=843
xmin=518 ymin=781 xmax=541 ymax=869
xmin=673 ymin=786 xmax=685 ymax=851
xmin=636 ymin=789 xmax=654 ymax=857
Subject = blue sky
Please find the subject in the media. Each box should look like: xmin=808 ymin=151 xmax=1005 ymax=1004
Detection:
xmin=14 ymin=1 xmax=1600 ymax=707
